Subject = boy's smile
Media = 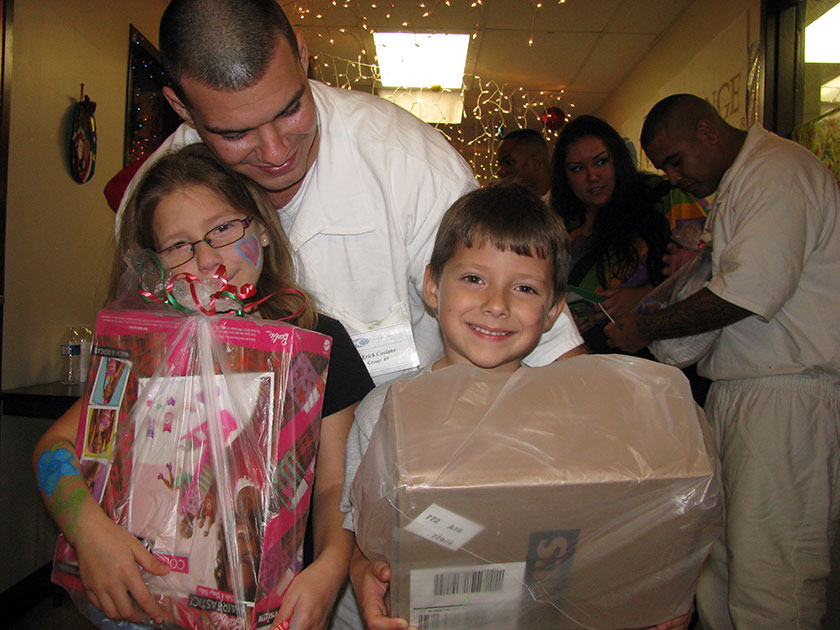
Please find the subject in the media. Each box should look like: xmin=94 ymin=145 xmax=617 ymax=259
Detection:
xmin=424 ymin=241 xmax=565 ymax=373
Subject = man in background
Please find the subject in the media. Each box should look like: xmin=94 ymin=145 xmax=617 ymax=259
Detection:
xmin=606 ymin=93 xmax=840 ymax=630
xmin=496 ymin=128 xmax=552 ymax=203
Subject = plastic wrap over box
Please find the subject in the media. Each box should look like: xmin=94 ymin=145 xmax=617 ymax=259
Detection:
xmin=52 ymin=308 xmax=332 ymax=630
xmin=351 ymin=355 xmax=723 ymax=630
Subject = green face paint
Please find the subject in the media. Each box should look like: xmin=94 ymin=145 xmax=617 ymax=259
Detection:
xmin=37 ymin=446 xmax=79 ymax=497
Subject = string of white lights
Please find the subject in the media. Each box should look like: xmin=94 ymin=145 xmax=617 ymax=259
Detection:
xmin=308 ymin=51 xmax=571 ymax=182
xmin=288 ymin=0 xmax=574 ymax=182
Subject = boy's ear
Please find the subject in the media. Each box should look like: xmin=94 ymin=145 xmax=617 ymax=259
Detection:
xmin=422 ymin=265 xmax=440 ymax=311
xmin=544 ymin=294 xmax=567 ymax=332
xmin=163 ymin=86 xmax=194 ymax=126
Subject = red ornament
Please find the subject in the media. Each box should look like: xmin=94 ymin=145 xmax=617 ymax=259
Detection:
xmin=541 ymin=106 xmax=565 ymax=132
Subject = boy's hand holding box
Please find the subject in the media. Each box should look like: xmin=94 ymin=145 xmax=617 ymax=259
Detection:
xmin=351 ymin=355 xmax=723 ymax=630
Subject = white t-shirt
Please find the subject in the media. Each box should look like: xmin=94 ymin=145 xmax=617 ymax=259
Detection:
xmin=700 ymin=124 xmax=840 ymax=380
xmin=116 ymin=81 xmax=582 ymax=383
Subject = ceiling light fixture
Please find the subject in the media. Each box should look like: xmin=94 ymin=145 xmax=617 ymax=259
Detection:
xmin=378 ymin=88 xmax=465 ymax=124
xmin=821 ymin=73 xmax=840 ymax=104
xmin=805 ymin=3 xmax=840 ymax=63
xmin=373 ymin=32 xmax=469 ymax=88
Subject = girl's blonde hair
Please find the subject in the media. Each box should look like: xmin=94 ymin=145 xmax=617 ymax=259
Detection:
xmin=110 ymin=143 xmax=316 ymax=329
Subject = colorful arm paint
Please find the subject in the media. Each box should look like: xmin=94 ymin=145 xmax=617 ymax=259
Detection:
xmin=49 ymin=487 xmax=88 ymax=537
xmin=37 ymin=445 xmax=79 ymax=496
xmin=37 ymin=443 xmax=88 ymax=537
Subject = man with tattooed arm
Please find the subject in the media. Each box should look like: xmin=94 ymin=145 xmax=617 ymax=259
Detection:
xmin=606 ymin=94 xmax=840 ymax=630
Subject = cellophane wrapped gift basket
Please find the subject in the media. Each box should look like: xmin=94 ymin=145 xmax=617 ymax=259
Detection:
xmin=52 ymin=254 xmax=333 ymax=630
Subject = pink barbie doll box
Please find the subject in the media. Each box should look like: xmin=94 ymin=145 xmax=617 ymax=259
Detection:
xmin=52 ymin=308 xmax=333 ymax=630
xmin=352 ymin=355 xmax=723 ymax=630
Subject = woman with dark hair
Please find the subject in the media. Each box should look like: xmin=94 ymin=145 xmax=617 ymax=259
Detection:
xmin=551 ymin=115 xmax=706 ymax=352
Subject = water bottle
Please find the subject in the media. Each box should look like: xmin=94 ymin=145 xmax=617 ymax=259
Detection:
xmin=60 ymin=326 xmax=81 ymax=385
xmin=78 ymin=324 xmax=93 ymax=382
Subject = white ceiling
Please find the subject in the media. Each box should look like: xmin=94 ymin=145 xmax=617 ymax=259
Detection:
xmin=284 ymin=0 xmax=693 ymax=115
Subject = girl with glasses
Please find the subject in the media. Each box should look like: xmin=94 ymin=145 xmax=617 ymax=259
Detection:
xmin=32 ymin=143 xmax=374 ymax=630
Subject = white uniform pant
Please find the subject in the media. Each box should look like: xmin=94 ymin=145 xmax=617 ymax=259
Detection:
xmin=696 ymin=374 xmax=840 ymax=630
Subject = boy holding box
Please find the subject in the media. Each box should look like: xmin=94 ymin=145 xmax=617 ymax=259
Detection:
xmin=338 ymin=182 xmax=692 ymax=630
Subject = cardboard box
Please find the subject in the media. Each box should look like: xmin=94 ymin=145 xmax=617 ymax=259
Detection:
xmin=352 ymin=355 xmax=723 ymax=630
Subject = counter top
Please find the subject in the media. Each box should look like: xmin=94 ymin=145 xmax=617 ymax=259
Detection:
xmin=1 ymin=381 xmax=82 ymax=419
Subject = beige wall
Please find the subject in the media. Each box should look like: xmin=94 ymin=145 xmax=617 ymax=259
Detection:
xmin=596 ymin=0 xmax=761 ymax=171
xmin=3 ymin=0 xmax=166 ymax=389
xmin=0 ymin=0 xmax=166 ymax=593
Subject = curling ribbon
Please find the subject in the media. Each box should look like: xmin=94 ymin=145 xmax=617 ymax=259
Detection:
xmin=137 ymin=250 xmax=282 ymax=316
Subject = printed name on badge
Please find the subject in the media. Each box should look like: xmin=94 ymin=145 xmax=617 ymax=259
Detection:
xmin=351 ymin=321 xmax=419 ymax=378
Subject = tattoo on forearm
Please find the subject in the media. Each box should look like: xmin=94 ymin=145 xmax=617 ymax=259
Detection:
xmin=639 ymin=288 xmax=751 ymax=340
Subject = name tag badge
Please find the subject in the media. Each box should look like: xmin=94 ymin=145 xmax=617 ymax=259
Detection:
xmin=351 ymin=321 xmax=420 ymax=378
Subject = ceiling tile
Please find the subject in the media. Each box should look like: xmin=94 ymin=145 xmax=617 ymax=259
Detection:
xmin=569 ymin=32 xmax=657 ymax=92
xmin=562 ymin=91 xmax=613 ymax=116
xmin=473 ymin=30 xmax=598 ymax=90
xmin=483 ymin=0 xmax=621 ymax=31
xmin=605 ymin=0 xmax=693 ymax=33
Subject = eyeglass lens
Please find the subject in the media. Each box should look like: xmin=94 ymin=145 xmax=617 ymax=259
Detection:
xmin=158 ymin=218 xmax=250 ymax=268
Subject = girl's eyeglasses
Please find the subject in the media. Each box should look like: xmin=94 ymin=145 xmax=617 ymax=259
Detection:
xmin=157 ymin=217 xmax=254 ymax=269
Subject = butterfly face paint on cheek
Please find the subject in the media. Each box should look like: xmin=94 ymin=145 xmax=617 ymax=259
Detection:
xmin=236 ymin=234 xmax=263 ymax=270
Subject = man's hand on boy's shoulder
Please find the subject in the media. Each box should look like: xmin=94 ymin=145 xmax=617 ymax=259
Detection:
xmin=349 ymin=544 xmax=417 ymax=630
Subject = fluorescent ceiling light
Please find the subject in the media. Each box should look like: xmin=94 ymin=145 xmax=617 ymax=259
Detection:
xmin=373 ymin=32 xmax=469 ymax=88
xmin=821 ymin=73 xmax=840 ymax=103
xmin=378 ymin=88 xmax=464 ymax=124
xmin=805 ymin=3 xmax=840 ymax=63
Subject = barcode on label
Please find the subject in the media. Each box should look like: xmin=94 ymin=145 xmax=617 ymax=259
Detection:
xmin=410 ymin=561 xmax=525 ymax=618
xmin=433 ymin=568 xmax=505 ymax=596
xmin=416 ymin=607 xmax=497 ymax=629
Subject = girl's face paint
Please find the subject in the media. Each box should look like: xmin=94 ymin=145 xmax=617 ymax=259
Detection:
xmin=153 ymin=184 xmax=266 ymax=288
xmin=236 ymin=234 xmax=263 ymax=270
xmin=37 ymin=446 xmax=80 ymax=497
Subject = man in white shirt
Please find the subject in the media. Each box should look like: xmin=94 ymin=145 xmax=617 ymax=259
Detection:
xmin=606 ymin=93 xmax=840 ymax=630
xmin=116 ymin=2 xmax=584 ymax=629
xmin=119 ymin=0 xmax=583 ymax=388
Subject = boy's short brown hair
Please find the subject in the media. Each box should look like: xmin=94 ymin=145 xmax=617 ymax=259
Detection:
xmin=429 ymin=181 xmax=570 ymax=302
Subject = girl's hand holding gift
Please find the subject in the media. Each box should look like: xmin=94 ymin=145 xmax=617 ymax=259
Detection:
xmin=75 ymin=506 xmax=170 ymax=624
xmin=273 ymin=556 xmax=347 ymax=630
